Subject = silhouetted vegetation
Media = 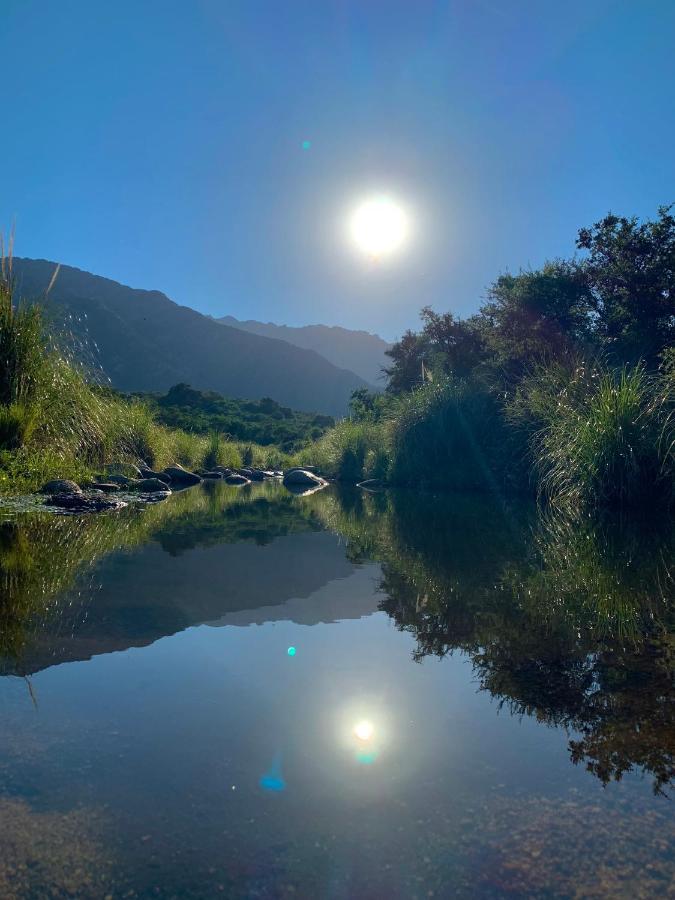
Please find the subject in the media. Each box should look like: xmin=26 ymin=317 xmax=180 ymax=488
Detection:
xmin=305 ymin=206 xmax=674 ymax=509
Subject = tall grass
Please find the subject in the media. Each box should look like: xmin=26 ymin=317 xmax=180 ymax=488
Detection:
xmin=295 ymin=418 xmax=389 ymax=482
xmin=0 ymin=260 xmax=278 ymax=490
xmin=511 ymin=361 xmax=674 ymax=508
xmin=389 ymin=379 xmax=525 ymax=491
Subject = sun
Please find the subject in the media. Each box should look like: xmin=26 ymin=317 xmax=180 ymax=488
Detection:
xmin=353 ymin=719 xmax=375 ymax=741
xmin=349 ymin=196 xmax=409 ymax=259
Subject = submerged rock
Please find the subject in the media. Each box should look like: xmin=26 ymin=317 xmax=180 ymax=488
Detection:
xmin=225 ymin=473 xmax=250 ymax=485
xmin=45 ymin=493 xmax=127 ymax=512
xmin=163 ymin=465 xmax=201 ymax=485
xmin=130 ymin=478 xmax=172 ymax=493
xmin=283 ymin=469 xmax=326 ymax=488
xmin=40 ymin=479 xmax=82 ymax=495
xmin=91 ymin=482 xmax=121 ymax=493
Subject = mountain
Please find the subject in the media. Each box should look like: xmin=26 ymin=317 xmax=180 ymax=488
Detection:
xmin=217 ymin=315 xmax=391 ymax=385
xmin=11 ymin=259 xmax=368 ymax=415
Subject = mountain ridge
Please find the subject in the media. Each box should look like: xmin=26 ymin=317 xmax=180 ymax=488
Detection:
xmin=217 ymin=315 xmax=391 ymax=385
xmin=10 ymin=258 xmax=369 ymax=416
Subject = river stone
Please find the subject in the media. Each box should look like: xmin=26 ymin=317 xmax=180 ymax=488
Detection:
xmin=163 ymin=465 xmax=202 ymax=485
xmin=107 ymin=474 xmax=133 ymax=486
xmin=140 ymin=467 xmax=170 ymax=483
xmin=40 ymin=479 xmax=82 ymax=494
xmin=201 ymin=471 xmax=224 ymax=479
xmin=249 ymin=469 xmax=265 ymax=481
xmin=131 ymin=478 xmax=172 ymax=493
xmin=46 ymin=493 xmax=127 ymax=512
xmin=283 ymin=469 xmax=325 ymax=487
xmin=225 ymin=473 xmax=250 ymax=485
xmin=92 ymin=482 xmax=121 ymax=493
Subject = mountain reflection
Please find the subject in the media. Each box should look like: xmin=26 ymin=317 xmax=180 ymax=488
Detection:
xmin=0 ymin=481 xmax=673 ymax=793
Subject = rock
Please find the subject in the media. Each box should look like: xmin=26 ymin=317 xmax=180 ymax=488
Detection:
xmin=201 ymin=471 xmax=224 ymax=479
xmin=91 ymin=482 xmax=120 ymax=493
xmin=225 ymin=473 xmax=250 ymax=485
xmin=162 ymin=465 xmax=202 ymax=486
xmin=39 ymin=479 xmax=82 ymax=495
xmin=249 ymin=469 xmax=265 ymax=481
xmin=283 ymin=469 xmax=326 ymax=487
xmin=46 ymin=493 xmax=127 ymax=512
xmin=106 ymin=474 xmax=133 ymax=486
xmin=139 ymin=468 xmax=170 ymax=483
xmin=237 ymin=468 xmax=253 ymax=477
xmin=106 ymin=462 xmax=142 ymax=478
xmin=213 ymin=466 xmax=232 ymax=475
xmin=130 ymin=478 xmax=172 ymax=493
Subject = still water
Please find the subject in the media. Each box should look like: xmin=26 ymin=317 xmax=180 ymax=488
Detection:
xmin=0 ymin=481 xmax=673 ymax=898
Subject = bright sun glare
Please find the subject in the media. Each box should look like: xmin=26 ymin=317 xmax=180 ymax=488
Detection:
xmin=353 ymin=719 xmax=375 ymax=741
xmin=350 ymin=197 xmax=409 ymax=258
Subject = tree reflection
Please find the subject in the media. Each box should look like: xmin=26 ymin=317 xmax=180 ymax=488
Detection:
xmin=368 ymin=496 xmax=675 ymax=795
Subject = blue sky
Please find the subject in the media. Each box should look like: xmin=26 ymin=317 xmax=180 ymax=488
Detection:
xmin=2 ymin=0 xmax=673 ymax=340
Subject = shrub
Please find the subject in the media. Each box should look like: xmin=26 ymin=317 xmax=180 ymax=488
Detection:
xmin=389 ymin=379 xmax=525 ymax=491
xmin=512 ymin=362 xmax=674 ymax=509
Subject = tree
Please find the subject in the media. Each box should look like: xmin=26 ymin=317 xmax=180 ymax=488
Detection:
xmin=384 ymin=330 xmax=427 ymax=394
xmin=479 ymin=261 xmax=592 ymax=382
xmin=576 ymin=204 xmax=675 ymax=367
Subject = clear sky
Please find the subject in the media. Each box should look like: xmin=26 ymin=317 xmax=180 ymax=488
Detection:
xmin=2 ymin=0 xmax=674 ymax=340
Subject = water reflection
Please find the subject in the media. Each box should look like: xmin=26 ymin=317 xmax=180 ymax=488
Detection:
xmin=0 ymin=481 xmax=673 ymax=799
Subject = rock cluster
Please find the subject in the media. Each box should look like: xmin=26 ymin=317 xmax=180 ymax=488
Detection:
xmin=39 ymin=461 xmax=329 ymax=512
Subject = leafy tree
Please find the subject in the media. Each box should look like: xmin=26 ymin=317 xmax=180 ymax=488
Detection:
xmin=576 ymin=204 xmax=675 ymax=366
xmin=479 ymin=261 xmax=592 ymax=383
xmin=384 ymin=330 xmax=427 ymax=394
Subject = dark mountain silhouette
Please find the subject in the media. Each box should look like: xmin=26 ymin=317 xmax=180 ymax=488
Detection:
xmin=218 ymin=315 xmax=391 ymax=385
xmin=11 ymin=258 xmax=368 ymax=415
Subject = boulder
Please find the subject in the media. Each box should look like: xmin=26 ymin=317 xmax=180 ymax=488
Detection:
xmin=91 ymin=482 xmax=121 ymax=493
xmin=201 ymin=471 xmax=224 ymax=479
xmin=213 ymin=466 xmax=232 ymax=475
xmin=249 ymin=469 xmax=265 ymax=481
xmin=140 ymin=468 xmax=170 ymax=483
xmin=39 ymin=479 xmax=82 ymax=495
xmin=163 ymin=465 xmax=202 ymax=486
xmin=283 ymin=469 xmax=325 ymax=488
xmin=106 ymin=474 xmax=133 ymax=486
xmin=46 ymin=493 xmax=127 ymax=512
xmin=130 ymin=478 xmax=172 ymax=493
xmin=225 ymin=473 xmax=250 ymax=485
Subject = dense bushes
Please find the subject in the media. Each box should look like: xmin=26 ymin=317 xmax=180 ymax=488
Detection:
xmin=304 ymin=205 xmax=674 ymax=509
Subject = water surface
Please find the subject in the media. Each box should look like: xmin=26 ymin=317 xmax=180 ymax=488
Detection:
xmin=0 ymin=481 xmax=673 ymax=898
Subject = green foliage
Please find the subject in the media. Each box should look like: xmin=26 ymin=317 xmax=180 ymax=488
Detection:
xmin=389 ymin=378 xmax=524 ymax=491
xmin=132 ymin=383 xmax=333 ymax=453
xmin=511 ymin=362 xmax=674 ymax=508
xmin=577 ymin=204 xmax=675 ymax=367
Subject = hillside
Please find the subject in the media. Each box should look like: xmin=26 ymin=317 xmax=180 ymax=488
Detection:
xmin=131 ymin=383 xmax=334 ymax=452
xmin=11 ymin=259 xmax=368 ymax=415
xmin=218 ymin=315 xmax=390 ymax=385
